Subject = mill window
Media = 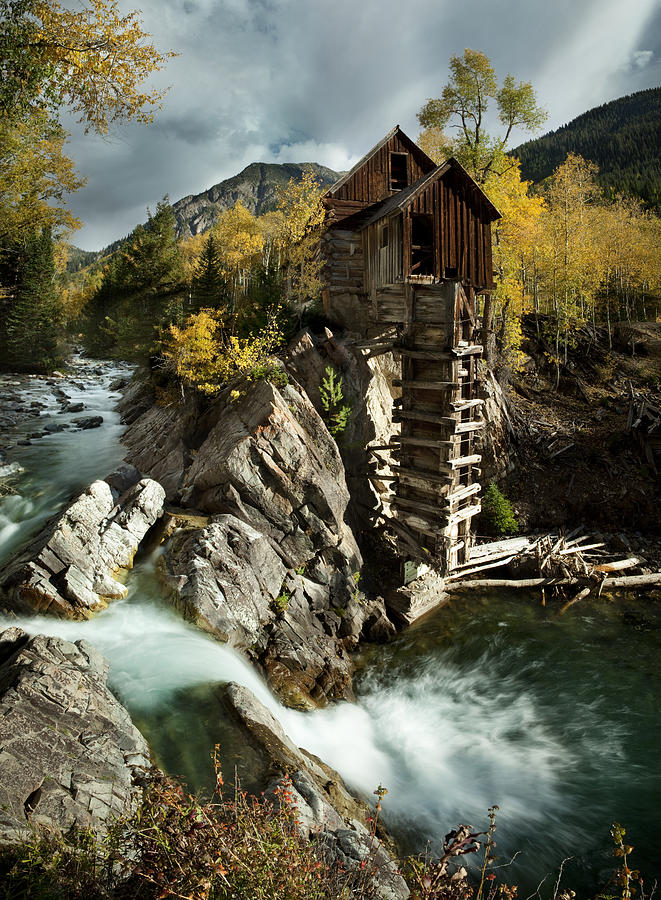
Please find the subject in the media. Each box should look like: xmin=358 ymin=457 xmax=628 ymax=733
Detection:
xmin=389 ymin=152 xmax=408 ymax=191
xmin=410 ymin=213 xmax=434 ymax=276
xmin=380 ymin=224 xmax=389 ymax=249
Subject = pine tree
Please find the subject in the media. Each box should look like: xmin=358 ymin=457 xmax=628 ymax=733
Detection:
xmin=192 ymin=232 xmax=227 ymax=310
xmin=481 ymin=483 xmax=518 ymax=536
xmin=5 ymin=228 xmax=62 ymax=372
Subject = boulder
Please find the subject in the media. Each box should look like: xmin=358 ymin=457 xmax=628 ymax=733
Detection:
xmin=220 ymin=682 xmax=409 ymax=900
xmin=0 ymin=627 xmax=150 ymax=846
xmin=0 ymin=476 xmax=165 ymax=618
xmin=73 ymin=415 xmax=103 ymax=430
xmin=164 ymin=511 xmax=384 ymax=706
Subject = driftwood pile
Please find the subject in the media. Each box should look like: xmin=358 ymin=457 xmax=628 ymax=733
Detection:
xmin=627 ymin=386 xmax=661 ymax=475
xmin=447 ymin=529 xmax=661 ymax=607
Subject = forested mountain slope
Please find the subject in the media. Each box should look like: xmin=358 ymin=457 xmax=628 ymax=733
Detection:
xmin=513 ymin=87 xmax=661 ymax=211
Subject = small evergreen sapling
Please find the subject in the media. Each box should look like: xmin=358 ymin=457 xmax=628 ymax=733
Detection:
xmin=319 ymin=365 xmax=351 ymax=437
xmin=481 ymin=482 xmax=518 ymax=536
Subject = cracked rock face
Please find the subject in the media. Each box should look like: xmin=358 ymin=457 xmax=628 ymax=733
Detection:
xmin=125 ymin=376 xmax=394 ymax=706
xmin=0 ymin=627 xmax=150 ymax=847
xmin=221 ymin=682 xmax=410 ymax=900
xmin=0 ymin=475 xmax=165 ymax=618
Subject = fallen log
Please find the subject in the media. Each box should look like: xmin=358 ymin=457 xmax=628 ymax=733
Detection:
xmin=559 ymin=587 xmax=592 ymax=615
xmin=592 ymin=557 xmax=641 ymax=573
xmin=447 ymin=572 xmax=661 ymax=591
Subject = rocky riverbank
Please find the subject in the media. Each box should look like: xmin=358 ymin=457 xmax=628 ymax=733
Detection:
xmin=0 ymin=346 xmax=413 ymax=897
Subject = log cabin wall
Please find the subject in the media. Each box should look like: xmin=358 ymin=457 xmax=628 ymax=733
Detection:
xmin=320 ymin=227 xmax=370 ymax=332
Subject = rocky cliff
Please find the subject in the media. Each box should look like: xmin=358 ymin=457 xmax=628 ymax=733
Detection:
xmin=172 ymin=162 xmax=340 ymax=237
xmin=0 ymin=627 xmax=149 ymax=846
xmin=120 ymin=363 xmax=397 ymax=707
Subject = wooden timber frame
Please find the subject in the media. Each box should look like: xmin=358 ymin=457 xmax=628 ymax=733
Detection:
xmin=322 ymin=126 xmax=501 ymax=576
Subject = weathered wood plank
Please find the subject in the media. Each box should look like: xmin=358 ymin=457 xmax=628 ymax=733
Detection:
xmin=393 ymin=379 xmax=460 ymax=390
xmin=391 ymin=436 xmax=456 ymax=449
xmin=394 ymin=410 xmax=458 ymax=427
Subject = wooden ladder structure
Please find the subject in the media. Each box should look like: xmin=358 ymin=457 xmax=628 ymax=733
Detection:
xmin=370 ymin=280 xmax=484 ymax=575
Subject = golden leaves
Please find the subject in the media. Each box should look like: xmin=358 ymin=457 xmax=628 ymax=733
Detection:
xmin=0 ymin=108 xmax=84 ymax=241
xmin=30 ymin=0 xmax=175 ymax=132
xmin=163 ymin=307 xmax=284 ymax=394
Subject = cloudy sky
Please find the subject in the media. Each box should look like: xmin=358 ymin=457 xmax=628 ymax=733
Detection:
xmin=62 ymin=0 xmax=661 ymax=250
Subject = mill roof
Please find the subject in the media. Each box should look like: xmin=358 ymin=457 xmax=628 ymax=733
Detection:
xmin=324 ymin=125 xmax=437 ymax=198
xmin=358 ymin=157 xmax=502 ymax=230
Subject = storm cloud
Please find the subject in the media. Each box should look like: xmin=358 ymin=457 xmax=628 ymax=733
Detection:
xmin=60 ymin=0 xmax=661 ymax=249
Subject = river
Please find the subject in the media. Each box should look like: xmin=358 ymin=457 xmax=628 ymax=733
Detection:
xmin=0 ymin=362 xmax=659 ymax=893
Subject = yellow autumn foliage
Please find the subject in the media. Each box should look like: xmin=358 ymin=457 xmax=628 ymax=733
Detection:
xmin=32 ymin=0 xmax=176 ymax=133
xmin=163 ymin=308 xmax=284 ymax=394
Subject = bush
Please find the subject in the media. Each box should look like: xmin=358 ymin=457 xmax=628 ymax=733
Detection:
xmin=162 ymin=307 xmax=284 ymax=394
xmin=319 ymin=365 xmax=351 ymax=437
xmin=481 ymin=482 xmax=518 ymax=536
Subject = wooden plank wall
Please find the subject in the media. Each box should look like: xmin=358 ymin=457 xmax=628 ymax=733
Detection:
xmin=331 ymin=133 xmax=433 ymax=205
xmin=359 ymin=171 xmax=494 ymax=295
xmin=364 ymin=215 xmax=403 ymax=290
xmin=408 ymin=170 xmax=494 ymax=290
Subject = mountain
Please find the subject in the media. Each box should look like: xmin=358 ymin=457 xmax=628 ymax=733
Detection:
xmin=65 ymin=162 xmax=342 ymax=272
xmin=171 ymin=161 xmax=341 ymax=238
xmin=513 ymin=87 xmax=661 ymax=211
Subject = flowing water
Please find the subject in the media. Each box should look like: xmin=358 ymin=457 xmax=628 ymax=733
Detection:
xmin=0 ymin=358 xmax=129 ymax=567
xmin=1 ymin=366 xmax=659 ymax=893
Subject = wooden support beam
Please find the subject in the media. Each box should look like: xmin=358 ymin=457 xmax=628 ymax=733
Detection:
xmin=393 ymin=465 xmax=454 ymax=486
xmin=452 ymin=344 xmax=483 ymax=358
xmin=454 ymin=421 xmax=484 ymax=435
xmin=447 ymin=453 xmax=481 ymax=468
xmin=445 ymin=482 xmax=481 ymax=505
xmin=391 ymin=435 xmax=456 ymax=450
xmin=393 ymin=496 xmax=446 ymax=518
xmin=394 ymin=410 xmax=458 ymax=427
xmin=450 ymin=399 xmax=484 ymax=412
xmin=447 ymin=503 xmax=481 ymax=525
xmin=394 ymin=347 xmax=455 ymax=360
xmin=393 ymin=379 xmax=460 ymax=391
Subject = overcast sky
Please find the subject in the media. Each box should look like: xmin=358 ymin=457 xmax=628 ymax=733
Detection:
xmin=62 ymin=0 xmax=661 ymax=250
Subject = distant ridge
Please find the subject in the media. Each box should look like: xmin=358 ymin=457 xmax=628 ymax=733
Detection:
xmin=66 ymin=162 xmax=341 ymax=271
xmin=172 ymin=161 xmax=341 ymax=238
xmin=513 ymin=87 xmax=661 ymax=211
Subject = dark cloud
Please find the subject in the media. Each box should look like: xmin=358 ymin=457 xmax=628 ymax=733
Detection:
xmin=63 ymin=0 xmax=661 ymax=249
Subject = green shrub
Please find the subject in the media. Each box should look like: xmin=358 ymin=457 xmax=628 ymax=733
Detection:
xmin=481 ymin=482 xmax=518 ymax=536
xmin=319 ymin=365 xmax=351 ymax=437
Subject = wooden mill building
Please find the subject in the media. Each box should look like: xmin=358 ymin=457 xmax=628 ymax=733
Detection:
xmin=321 ymin=125 xmax=501 ymax=574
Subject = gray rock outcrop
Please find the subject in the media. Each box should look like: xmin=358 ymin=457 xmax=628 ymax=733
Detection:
xmin=128 ymin=382 xmax=393 ymax=706
xmin=130 ymin=377 xmax=395 ymax=705
xmin=0 ymin=475 xmax=165 ymax=617
xmin=221 ymin=682 xmax=409 ymax=900
xmin=0 ymin=627 xmax=150 ymax=846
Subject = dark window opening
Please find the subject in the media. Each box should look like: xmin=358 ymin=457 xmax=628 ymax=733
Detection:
xmin=410 ymin=213 xmax=434 ymax=276
xmin=444 ymin=265 xmax=458 ymax=279
xmin=390 ymin=152 xmax=408 ymax=190
xmin=380 ymin=224 xmax=389 ymax=249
